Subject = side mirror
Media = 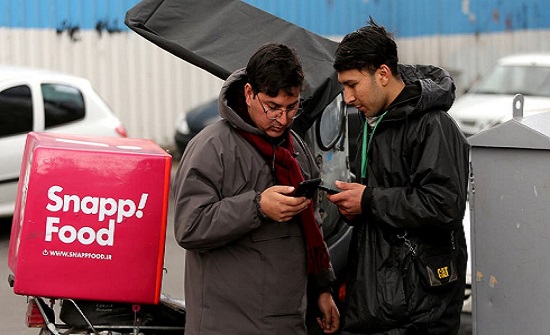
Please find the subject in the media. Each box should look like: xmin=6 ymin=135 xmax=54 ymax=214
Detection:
xmin=316 ymin=94 xmax=346 ymax=151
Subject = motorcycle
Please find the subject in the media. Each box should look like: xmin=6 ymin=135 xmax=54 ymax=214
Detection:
xmin=9 ymin=274 xmax=186 ymax=335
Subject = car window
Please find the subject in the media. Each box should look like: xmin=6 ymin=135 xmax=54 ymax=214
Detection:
xmin=42 ymin=83 xmax=85 ymax=128
xmin=474 ymin=65 xmax=550 ymax=97
xmin=0 ymin=85 xmax=33 ymax=137
xmin=525 ymin=66 xmax=550 ymax=97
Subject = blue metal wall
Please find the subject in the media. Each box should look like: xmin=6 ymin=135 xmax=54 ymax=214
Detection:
xmin=0 ymin=0 xmax=549 ymax=37
xmin=247 ymin=0 xmax=550 ymax=37
xmin=0 ymin=0 xmax=133 ymax=32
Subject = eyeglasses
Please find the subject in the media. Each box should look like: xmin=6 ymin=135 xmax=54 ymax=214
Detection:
xmin=257 ymin=95 xmax=303 ymax=120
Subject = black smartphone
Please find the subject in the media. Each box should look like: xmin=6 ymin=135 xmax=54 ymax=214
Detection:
xmin=318 ymin=184 xmax=340 ymax=195
xmin=294 ymin=178 xmax=322 ymax=198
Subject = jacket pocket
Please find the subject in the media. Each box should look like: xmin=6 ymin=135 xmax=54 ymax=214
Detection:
xmin=376 ymin=255 xmax=408 ymax=322
xmin=344 ymin=249 xmax=408 ymax=332
xmin=250 ymin=222 xmax=302 ymax=242
xmin=250 ymin=223 xmax=307 ymax=317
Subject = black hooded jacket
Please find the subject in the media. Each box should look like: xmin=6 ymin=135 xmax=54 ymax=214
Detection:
xmin=343 ymin=65 xmax=470 ymax=334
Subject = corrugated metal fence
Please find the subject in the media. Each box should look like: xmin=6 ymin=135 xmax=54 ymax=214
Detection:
xmin=1 ymin=0 xmax=550 ymax=149
xmin=0 ymin=26 xmax=223 ymax=150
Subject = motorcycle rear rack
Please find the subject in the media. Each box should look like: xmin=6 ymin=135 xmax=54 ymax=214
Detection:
xmin=32 ymin=296 xmax=185 ymax=334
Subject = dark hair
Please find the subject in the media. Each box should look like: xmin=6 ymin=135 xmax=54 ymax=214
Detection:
xmin=333 ymin=17 xmax=399 ymax=76
xmin=246 ymin=43 xmax=304 ymax=97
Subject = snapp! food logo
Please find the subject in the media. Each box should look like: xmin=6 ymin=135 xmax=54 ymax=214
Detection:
xmin=44 ymin=185 xmax=148 ymax=246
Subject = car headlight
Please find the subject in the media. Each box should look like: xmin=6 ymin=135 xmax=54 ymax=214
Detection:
xmin=175 ymin=115 xmax=190 ymax=134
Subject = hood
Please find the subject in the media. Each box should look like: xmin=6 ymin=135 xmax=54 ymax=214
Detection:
xmin=449 ymin=93 xmax=550 ymax=121
xmin=125 ymin=0 xmax=342 ymax=137
xmin=448 ymin=93 xmax=550 ymax=136
xmin=395 ymin=64 xmax=456 ymax=118
xmin=217 ymin=68 xmax=265 ymax=135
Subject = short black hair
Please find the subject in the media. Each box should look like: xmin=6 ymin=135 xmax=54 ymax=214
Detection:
xmin=246 ymin=43 xmax=304 ymax=97
xmin=333 ymin=17 xmax=399 ymax=76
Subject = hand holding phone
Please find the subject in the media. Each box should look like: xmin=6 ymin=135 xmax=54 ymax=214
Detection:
xmin=294 ymin=178 xmax=322 ymax=198
xmin=318 ymin=184 xmax=340 ymax=195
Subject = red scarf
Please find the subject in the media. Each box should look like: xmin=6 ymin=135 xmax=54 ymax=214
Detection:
xmin=239 ymin=130 xmax=330 ymax=274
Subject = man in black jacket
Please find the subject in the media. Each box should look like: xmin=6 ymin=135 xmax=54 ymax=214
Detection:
xmin=326 ymin=18 xmax=470 ymax=334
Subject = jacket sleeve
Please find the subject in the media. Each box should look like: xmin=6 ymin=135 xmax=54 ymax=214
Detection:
xmin=173 ymin=126 xmax=263 ymax=252
xmin=362 ymin=112 xmax=470 ymax=231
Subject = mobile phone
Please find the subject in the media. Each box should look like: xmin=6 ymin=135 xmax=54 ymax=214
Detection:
xmin=318 ymin=184 xmax=340 ymax=195
xmin=294 ymin=178 xmax=322 ymax=198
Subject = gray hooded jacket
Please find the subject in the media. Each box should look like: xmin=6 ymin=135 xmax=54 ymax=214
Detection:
xmin=173 ymin=68 xmax=333 ymax=335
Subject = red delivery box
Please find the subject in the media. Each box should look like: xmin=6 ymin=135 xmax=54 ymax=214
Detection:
xmin=8 ymin=132 xmax=172 ymax=304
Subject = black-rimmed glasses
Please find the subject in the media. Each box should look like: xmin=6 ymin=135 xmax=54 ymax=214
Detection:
xmin=257 ymin=96 xmax=303 ymax=120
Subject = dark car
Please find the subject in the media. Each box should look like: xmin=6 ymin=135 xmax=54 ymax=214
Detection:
xmin=174 ymin=97 xmax=361 ymax=171
xmin=174 ymin=99 xmax=220 ymax=156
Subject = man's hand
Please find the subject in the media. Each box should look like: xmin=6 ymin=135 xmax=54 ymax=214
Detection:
xmin=259 ymin=185 xmax=310 ymax=222
xmin=326 ymin=181 xmax=366 ymax=221
xmin=317 ymin=292 xmax=340 ymax=333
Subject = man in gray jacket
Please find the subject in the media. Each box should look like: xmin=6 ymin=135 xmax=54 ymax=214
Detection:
xmin=173 ymin=43 xmax=339 ymax=334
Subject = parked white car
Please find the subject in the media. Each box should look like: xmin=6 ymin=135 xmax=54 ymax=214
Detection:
xmin=449 ymin=53 xmax=550 ymax=136
xmin=0 ymin=66 xmax=127 ymax=218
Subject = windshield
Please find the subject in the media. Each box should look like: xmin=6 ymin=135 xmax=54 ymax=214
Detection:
xmin=472 ymin=64 xmax=550 ymax=97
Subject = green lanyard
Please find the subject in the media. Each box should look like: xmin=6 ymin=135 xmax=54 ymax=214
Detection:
xmin=361 ymin=111 xmax=388 ymax=180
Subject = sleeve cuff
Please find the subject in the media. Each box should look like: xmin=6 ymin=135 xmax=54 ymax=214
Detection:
xmin=361 ymin=186 xmax=373 ymax=214
xmin=254 ymin=192 xmax=269 ymax=221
